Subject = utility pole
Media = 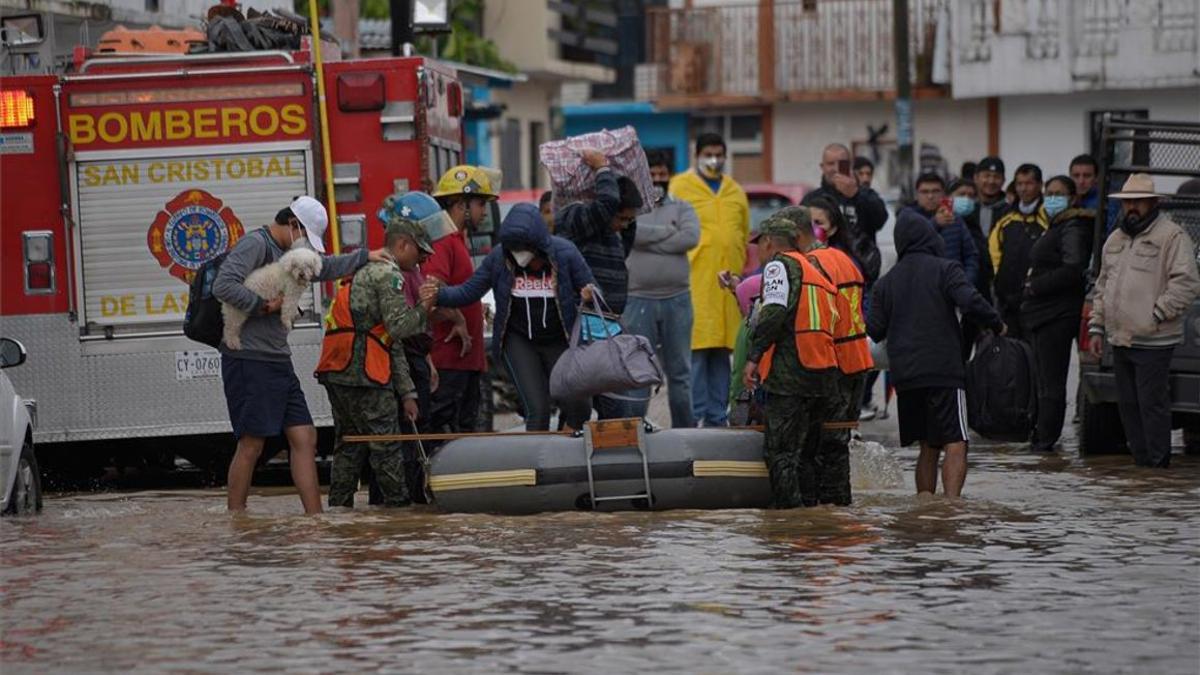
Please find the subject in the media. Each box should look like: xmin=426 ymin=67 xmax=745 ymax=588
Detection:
xmin=390 ymin=0 xmax=413 ymax=57
xmin=893 ymin=0 xmax=913 ymax=204
xmin=333 ymin=0 xmax=360 ymax=59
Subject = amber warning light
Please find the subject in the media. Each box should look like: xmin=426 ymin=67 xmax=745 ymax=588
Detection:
xmin=0 ymin=90 xmax=35 ymax=128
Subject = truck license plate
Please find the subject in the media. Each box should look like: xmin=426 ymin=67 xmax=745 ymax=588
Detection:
xmin=175 ymin=350 xmax=222 ymax=381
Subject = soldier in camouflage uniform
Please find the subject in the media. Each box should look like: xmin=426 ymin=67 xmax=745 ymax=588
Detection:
xmin=316 ymin=218 xmax=432 ymax=508
xmin=742 ymin=213 xmax=841 ymax=508
xmin=798 ymin=205 xmax=875 ymax=507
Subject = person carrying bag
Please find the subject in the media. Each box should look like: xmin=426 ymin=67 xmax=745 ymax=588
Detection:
xmin=551 ymin=290 xmax=663 ymax=406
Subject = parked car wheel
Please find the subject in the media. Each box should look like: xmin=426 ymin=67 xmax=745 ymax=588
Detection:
xmin=1078 ymin=397 xmax=1126 ymax=456
xmin=3 ymin=439 xmax=42 ymax=515
xmin=1183 ymin=423 xmax=1200 ymax=456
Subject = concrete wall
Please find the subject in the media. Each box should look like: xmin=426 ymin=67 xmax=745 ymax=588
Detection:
xmin=772 ymin=97 xmax=990 ymax=192
xmin=482 ymin=0 xmax=550 ymax=73
xmin=563 ymin=106 xmax=690 ymax=173
xmin=952 ymin=0 xmax=1200 ymax=98
xmin=998 ymin=87 xmax=1200 ymax=179
xmin=490 ymin=80 xmax=556 ymax=191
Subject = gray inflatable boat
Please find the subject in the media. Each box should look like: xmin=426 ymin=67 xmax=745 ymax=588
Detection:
xmin=429 ymin=420 xmax=771 ymax=514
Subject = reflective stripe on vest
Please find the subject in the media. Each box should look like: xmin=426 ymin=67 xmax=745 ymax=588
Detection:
xmin=808 ymin=247 xmax=873 ymax=375
xmin=760 ymin=251 xmax=839 ymax=379
xmin=314 ymin=281 xmax=394 ymax=386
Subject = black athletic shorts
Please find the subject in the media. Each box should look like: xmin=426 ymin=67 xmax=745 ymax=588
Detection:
xmin=897 ymin=387 xmax=968 ymax=448
xmin=221 ymin=355 xmax=313 ymax=439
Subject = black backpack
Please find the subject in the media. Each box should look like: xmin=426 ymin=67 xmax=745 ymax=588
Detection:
xmin=966 ymin=334 xmax=1039 ymax=442
xmin=183 ymin=230 xmax=268 ymax=347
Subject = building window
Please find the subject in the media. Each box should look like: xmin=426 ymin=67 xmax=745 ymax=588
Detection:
xmin=500 ymin=118 xmax=522 ymax=189
xmin=145 ymin=0 xmax=159 ymax=11
xmin=689 ymin=112 xmax=765 ymax=179
xmin=529 ymin=121 xmax=545 ymax=190
xmin=730 ymin=114 xmax=762 ymax=142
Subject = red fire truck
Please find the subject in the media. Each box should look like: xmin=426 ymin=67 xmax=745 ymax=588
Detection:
xmin=0 ymin=30 xmax=466 ymax=466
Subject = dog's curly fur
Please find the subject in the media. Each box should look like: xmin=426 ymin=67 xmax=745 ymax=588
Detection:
xmin=222 ymin=247 xmax=323 ymax=350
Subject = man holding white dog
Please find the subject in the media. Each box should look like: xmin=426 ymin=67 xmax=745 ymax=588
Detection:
xmin=214 ymin=196 xmax=391 ymax=514
xmin=316 ymin=216 xmax=434 ymax=508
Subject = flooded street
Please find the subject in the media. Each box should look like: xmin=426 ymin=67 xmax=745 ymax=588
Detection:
xmin=3 ymin=427 xmax=1198 ymax=673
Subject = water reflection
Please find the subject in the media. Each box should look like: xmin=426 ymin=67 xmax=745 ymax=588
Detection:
xmin=1 ymin=451 xmax=1197 ymax=673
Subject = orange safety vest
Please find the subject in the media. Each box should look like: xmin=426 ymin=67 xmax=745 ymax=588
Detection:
xmin=807 ymin=247 xmax=874 ymax=375
xmin=314 ymin=281 xmax=394 ymax=386
xmin=760 ymin=251 xmax=839 ymax=379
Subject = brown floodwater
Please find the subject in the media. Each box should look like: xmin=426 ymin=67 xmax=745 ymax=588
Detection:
xmin=2 ymin=444 xmax=1198 ymax=673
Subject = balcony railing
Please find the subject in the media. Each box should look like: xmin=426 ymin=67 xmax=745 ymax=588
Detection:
xmin=644 ymin=0 xmax=950 ymax=105
xmin=960 ymin=0 xmax=1198 ymax=63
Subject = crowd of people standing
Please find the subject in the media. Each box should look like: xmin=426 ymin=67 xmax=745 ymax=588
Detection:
xmin=210 ymin=126 xmax=1199 ymax=514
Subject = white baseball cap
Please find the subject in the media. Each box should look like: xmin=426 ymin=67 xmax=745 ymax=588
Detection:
xmin=290 ymin=196 xmax=328 ymax=253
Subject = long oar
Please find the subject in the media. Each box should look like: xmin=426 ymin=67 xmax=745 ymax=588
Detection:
xmin=343 ymin=421 xmax=858 ymax=444
xmin=407 ymin=418 xmax=434 ymax=504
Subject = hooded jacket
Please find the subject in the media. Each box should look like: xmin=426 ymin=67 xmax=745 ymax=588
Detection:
xmin=867 ymin=211 xmax=1003 ymax=391
xmin=437 ymin=203 xmax=595 ymax=360
xmin=906 ymin=206 xmax=980 ymax=287
xmin=803 ymin=183 xmax=885 ymax=284
xmin=1089 ymin=210 xmax=1200 ymax=348
xmin=1019 ymin=207 xmax=1094 ymax=331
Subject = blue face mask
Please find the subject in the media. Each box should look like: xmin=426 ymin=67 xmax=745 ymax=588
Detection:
xmin=1044 ymin=195 xmax=1070 ymax=218
xmin=952 ymin=196 xmax=976 ymax=217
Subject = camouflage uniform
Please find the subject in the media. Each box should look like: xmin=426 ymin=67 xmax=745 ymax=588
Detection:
xmin=819 ymin=372 xmax=865 ymax=506
xmin=808 ymin=237 xmax=869 ymax=507
xmin=748 ymin=216 xmax=839 ymax=509
xmin=319 ymin=222 xmax=430 ymax=508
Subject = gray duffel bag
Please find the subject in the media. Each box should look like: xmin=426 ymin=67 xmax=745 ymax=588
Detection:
xmin=550 ymin=295 xmax=663 ymax=402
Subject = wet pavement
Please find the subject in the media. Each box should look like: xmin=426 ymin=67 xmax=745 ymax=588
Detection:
xmin=3 ymin=379 xmax=1199 ymax=673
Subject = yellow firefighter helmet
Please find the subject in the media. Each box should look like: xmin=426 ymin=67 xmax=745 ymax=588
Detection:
xmin=433 ymin=165 xmax=501 ymax=200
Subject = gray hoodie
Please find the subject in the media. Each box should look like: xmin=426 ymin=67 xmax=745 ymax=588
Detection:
xmin=214 ymin=226 xmax=368 ymax=361
xmin=626 ymin=195 xmax=701 ymax=300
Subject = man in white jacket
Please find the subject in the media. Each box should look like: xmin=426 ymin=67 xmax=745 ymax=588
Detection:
xmin=1088 ymin=174 xmax=1200 ymax=468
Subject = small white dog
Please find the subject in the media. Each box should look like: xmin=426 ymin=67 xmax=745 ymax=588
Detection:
xmin=222 ymin=247 xmax=323 ymax=350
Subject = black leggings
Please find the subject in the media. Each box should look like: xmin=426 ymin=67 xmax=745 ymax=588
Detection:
xmin=1029 ymin=314 xmax=1078 ymax=450
xmin=501 ymin=332 xmax=590 ymax=431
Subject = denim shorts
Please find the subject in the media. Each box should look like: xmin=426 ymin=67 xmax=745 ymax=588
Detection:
xmin=221 ymin=355 xmax=313 ymax=439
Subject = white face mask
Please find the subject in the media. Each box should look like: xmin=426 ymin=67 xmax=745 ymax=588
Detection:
xmin=287 ymin=221 xmax=312 ymax=250
xmin=699 ymin=156 xmax=725 ymax=178
xmin=512 ymin=250 xmax=535 ymax=268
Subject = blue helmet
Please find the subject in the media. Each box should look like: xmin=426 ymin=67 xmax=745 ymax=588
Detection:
xmin=377 ymin=191 xmax=456 ymax=242
xmin=378 ymin=191 xmax=440 ymax=225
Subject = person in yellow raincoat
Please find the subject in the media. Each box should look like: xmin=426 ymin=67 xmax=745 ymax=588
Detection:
xmin=669 ymin=132 xmax=750 ymax=426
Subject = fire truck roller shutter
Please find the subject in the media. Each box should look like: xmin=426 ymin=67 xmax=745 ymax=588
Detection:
xmin=74 ymin=148 xmax=313 ymax=334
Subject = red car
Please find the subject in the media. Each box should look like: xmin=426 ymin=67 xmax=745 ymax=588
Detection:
xmin=740 ymin=183 xmax=814 ymax=275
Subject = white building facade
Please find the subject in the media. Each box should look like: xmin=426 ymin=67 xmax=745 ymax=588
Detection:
xmin=642 ymin=0 xmax=1199 ymax=190
xmin=953 ymin=0 xmax=1200 ymax=180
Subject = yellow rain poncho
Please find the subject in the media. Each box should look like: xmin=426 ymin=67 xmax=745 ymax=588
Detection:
xmin=670 ymin=170 xmax=750 ymax=351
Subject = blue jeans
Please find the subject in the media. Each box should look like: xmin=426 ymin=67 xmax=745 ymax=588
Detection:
xmin=623 ymin=293 xmax=695 ymax=428
xmin=691 ymin=347 xmax=731 ymax=427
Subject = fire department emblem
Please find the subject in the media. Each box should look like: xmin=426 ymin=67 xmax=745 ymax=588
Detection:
xmin=147 ymin=189 xmax=244 ymax=284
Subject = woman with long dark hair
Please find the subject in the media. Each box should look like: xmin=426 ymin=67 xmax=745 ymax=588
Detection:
xmin=808 ymin=196 xmax=888 ymax=418
xmin=806 ymin=195 xmax=879 ymax=282
xmin=1020 ymin=175 xmax=1093 ymax=452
